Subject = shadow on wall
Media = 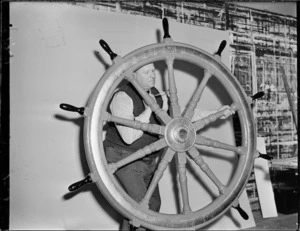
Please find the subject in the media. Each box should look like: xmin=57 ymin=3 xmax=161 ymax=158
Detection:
xmin=54 ymin=114 xmax=122 ymax=226
xmin=54 ymin=48 xmax=123 ymax=227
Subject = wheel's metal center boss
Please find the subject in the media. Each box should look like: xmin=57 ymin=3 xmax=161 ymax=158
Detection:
xmin=165 ymin=117 xmax=196 ymax=151
xmin=174 ymin=127 xmax=189 ymax=143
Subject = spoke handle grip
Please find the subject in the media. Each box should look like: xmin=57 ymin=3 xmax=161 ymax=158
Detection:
xmin=233 ymin=204 xmax=249 ymax=220
xmin=251 ymin=91 xmax=265 ymax=101
xmin=68 ymin=175 xmax=92 ymax=192
xmin=215 ymin=40 xmax=227 ymax=56
xmin=258 ymin=152 xmax=273 ymax=160
xmin=99 ymin=39 xmax=117 ymax=60
xmin=60 ymin=103 xmax=85 ymax=115
xmin=162 ymin=18 xmax=171 ymax=39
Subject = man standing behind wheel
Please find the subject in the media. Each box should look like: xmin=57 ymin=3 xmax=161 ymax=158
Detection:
xmin=104 ymin=63 xmax=166 ymax=231
xmin=104 ymin=63 xmax=234 ymax=230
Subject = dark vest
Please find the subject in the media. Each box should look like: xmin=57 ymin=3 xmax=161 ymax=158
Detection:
xmin=105 ymin=82 xmax=163 ymax=161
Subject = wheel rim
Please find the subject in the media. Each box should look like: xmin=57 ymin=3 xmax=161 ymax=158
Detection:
xmin=83 ymin=41 xmax=256 ymax=230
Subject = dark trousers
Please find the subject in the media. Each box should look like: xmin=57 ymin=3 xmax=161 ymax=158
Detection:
xmin=105 ymin=146 xmax=161 ymax=230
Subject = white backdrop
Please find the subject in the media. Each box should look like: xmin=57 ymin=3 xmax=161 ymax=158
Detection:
xmin=10 ymin=2 xmax=255 ymax=230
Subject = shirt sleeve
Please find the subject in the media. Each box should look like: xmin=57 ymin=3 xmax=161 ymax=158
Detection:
xmin=110 ymin=91 xmax=152 ymax=144
xmin=157 ymin=89 xmax=169 ymax=111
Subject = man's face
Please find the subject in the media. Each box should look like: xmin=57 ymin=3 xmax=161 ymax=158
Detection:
xmin=135 ymin=64 xmax=156 ymax=91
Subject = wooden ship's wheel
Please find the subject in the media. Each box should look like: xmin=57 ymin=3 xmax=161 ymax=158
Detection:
xmin=60 ymin=18 xmax=270 ymax=230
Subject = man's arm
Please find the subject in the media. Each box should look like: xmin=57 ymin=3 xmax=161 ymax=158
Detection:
xmin=110 ymin=91 xmax=152 ymax=144
xmin=192 ymin=105 xmax=235 ymax=122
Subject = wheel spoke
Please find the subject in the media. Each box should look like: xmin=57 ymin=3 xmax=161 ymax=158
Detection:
xmin=193 ymin=103 xmax=238 ymax=131
xmin=188 ymin=146 xmax=225 ymax=195
xmin=103 ymin=111 xmax=165 ymax=135
xmin=183 ymin=70 xmax=212 ymax=120
xmin=108 ymin=138 xmax=167 ymax=173
xmin=176 ymin=152 xmax=192 ymax=214
xmin=140 ymin=148 xmax=176 ymax=208
xmin=126 ymin=72 xmax=171 ymax=124
xmin=196 ymin=135 xmax=247 ymax=155
xmin=166 ymin=57 xmax=181 ymax=118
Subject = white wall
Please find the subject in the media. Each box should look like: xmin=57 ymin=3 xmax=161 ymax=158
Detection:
xmin=10 ymin=2 xmax=255 ymax=230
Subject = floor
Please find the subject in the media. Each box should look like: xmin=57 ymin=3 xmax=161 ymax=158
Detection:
xmin=244 ymin=210 xmax=299 ymax=230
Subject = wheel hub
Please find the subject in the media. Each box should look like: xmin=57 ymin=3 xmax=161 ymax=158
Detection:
xmin=165 ymin=117 xmax=196 ymax=152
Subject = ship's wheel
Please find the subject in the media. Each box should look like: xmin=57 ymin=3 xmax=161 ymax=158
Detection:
xmin=60 ymin=18 xmax=270 ymax=230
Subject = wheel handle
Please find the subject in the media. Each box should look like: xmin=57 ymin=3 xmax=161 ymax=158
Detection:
xmin=258 ymin=152 xmax=273 ymax=160
xmin=251 ymin=91 xmax=265 ymax=101
xmin=233 ymin=203 xmax=249 ymax=220
xmin=214 ymin=40 xmax=227 ymax=57
xmin=59 ymin=103 xmax=85 ymax=115
xmin=162 ymin=18 xmax=171 ymax=39
xmin=68 ymin=175 xmax=92 ymax=191
xmin=99 ymin=39 xmax=118 ymax=60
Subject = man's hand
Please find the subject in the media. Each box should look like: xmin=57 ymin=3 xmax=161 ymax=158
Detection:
xmin=219 ymin=105 xmax=235 ymax=119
